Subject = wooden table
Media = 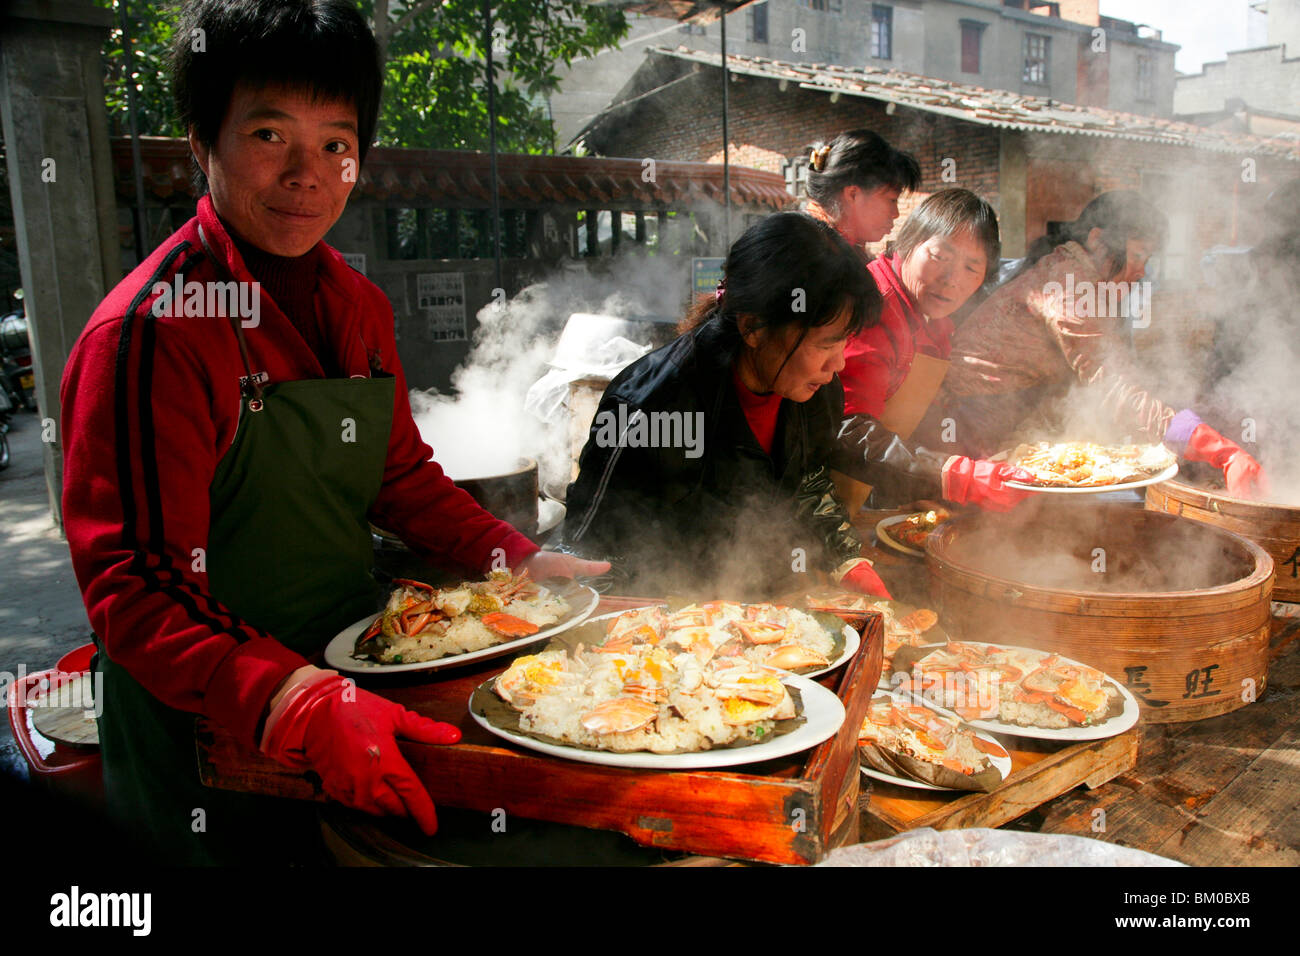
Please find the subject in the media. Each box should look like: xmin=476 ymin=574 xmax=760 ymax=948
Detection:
xmin=197 ymin=596 xmax=883 ymax=865
xmin=1029 ymin=608 xmax=1300 ymax=865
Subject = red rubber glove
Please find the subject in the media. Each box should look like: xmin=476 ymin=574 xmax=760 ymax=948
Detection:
xmin=941 ymin=456 xmax=1036 ymax=512
xmin=261 ymin=669 xmax=461 ymax=834
xmin=1184 ymin=423 xmax=1270 ymax=500
xmin=835 ymin=558 xmax=892 ymax=599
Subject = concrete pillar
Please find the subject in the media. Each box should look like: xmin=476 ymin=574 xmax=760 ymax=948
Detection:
xmin=997 ymin=129 xmax=1028 ymax=259
xmin=0 ymin=1 xmax=120 ymax=527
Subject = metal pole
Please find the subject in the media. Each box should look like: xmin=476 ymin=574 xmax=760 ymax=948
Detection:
xmin=484 ymin=0 xmax=502 ymax=291
xmin=719 ymin=3 xmax=730 ymax=248
xmin=118 ymin=0 xmax=147 ymax=262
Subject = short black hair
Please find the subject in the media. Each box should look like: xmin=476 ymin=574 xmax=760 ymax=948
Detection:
xmin=684 ymin=212 xmax=882 ymax=338
xmin=171 ymin=0 xmax=382 ymax=187
xmin=806 ymin=129 xmax=921 ymax=212
xmin=1022 ymin=190 xmax=1168 ymax=279
xmin=894 ymin=189 xmax=1001 ymax=283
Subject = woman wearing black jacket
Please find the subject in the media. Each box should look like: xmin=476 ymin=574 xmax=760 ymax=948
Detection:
xmin=561 ymin=213 xmax=891 ymax=600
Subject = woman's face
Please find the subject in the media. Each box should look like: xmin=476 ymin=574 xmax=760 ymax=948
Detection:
xmin=1085 ymin=229 xmax=1155 ymax=285
xmin=191 ymin=84 xmax=359 ymax=257
xmin=741 ymin=306 xmax=853 ymax=402
xmin=898 ymin=229 xmax=989 ymax=319
xmin=835 ymin=185 xmax=903 ymax=246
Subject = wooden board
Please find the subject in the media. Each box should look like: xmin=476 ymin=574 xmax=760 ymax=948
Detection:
xmin=29 ymin=674 xmax=99 ymax=748
xmin=1034 ymin=610 xmax=1300 ymax=865
xmin=197 ymin=596 xmax=884 ymax=866
xmin=861 ymin=730 xmax=1138 ymax=840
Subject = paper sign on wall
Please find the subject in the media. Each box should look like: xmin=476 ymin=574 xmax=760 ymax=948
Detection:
xmin=417 ymin=272 xmax=467 ymax=342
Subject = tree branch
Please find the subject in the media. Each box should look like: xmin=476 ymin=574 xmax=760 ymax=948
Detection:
xmin=390 ymin=0 xmax=443 ymax=38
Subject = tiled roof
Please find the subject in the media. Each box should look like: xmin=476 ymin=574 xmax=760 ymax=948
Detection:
xmin=111 ymin=137 xmax=793 ymax=210
xmin=592 ymin=1 xmax=752 ymax=23
xmin=629 ymin=46 xmax=1300 ymax=161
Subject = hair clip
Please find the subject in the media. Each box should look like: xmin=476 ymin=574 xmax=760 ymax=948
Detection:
xmin=715 ymin=280 xmax=725 ymax=302
xmin=810 ymin=144 xmax=831 ymax=172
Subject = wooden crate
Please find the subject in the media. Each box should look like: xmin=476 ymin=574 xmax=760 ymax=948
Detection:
xmin=197 ymin=598 xmax=884 ymax=865
xmin=861 ymin=729 xmax=1139 ymax=840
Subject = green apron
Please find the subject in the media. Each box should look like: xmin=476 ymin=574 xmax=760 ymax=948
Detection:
xmin=94 ymin=311 xmax=395 ymax=865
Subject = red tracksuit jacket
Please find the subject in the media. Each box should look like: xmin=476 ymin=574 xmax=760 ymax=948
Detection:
xmin=61 ymin=196 xmax=537 ymax=750
xmin=840 ymin=254 xmax=955 ymax=418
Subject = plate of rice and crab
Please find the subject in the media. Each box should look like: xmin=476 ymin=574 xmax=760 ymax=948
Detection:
xmin=888 ymin=640 xmax=1141 ymax=742
xmin=323 ymin=570 xmax=600 ymax=675
xmin=468 ymin=610 xmax=847 ymax=769
xmin=859 ymin=689 xmax=1012 ymax=793
xmin=995 ymin=441 xmax=1178 ymax=494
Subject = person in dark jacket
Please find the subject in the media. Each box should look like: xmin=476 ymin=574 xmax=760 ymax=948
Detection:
xmin=561 ymin=213 xmax=892 ymax=600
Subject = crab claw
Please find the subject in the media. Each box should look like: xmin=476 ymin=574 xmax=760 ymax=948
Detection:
xmin=732 ymin=621 xmax=789 ymax=645
xmin=392 ymin=578 xmax=436 ymax=593
xmin=354 ymin=616 xmax=392 ymax=659
xmin=764 ymin=645 xmax=829 ymax=671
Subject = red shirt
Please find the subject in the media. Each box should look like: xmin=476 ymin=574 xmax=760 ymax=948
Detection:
xmin=841 ymin=255 xmax=955 ymax=417
xmin=733 ymin=366 xmax=783 ymax=455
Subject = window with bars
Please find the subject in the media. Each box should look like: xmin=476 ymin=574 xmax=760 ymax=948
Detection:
xmin=960 ymin=21 xmax=985 ymax=73
xmin=1136 ymin=55 xmax=1154 ymax=101
xmin=871 ymin=4 xmax=893 ymax=59
xmin=748 ymin=1 xmax=769 ymax=43
xmin=1023 ymin=33 xmax=1050 ymax=84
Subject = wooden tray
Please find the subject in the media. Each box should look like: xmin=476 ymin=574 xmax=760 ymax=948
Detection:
xmin=860 ymin=729 xmax=1139 ymax=839
xmin=196 ymin=596 xmax=885 ymax=865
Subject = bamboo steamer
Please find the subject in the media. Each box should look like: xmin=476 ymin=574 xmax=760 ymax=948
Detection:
xmin=926 ymin=502 xmax=1274 ymax=723
xmin=1146 ymin=478 xmax=1300 ymax=603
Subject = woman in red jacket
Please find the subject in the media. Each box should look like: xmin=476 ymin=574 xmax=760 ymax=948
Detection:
xmin=60 ymin=0 xmax=602 ymax=865
xmin=831 ymin=189 xmax=1033 ymax=510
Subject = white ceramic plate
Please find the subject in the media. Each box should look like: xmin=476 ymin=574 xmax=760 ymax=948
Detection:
xmin=1004 ymin=462 xmax=1179 ymax=495
xmin=896 ymin=640 xmax=1141 ymax=741
xmin=859 ymin=689 xmax=1011 ymax=792
xmin=323 ymin=580 xmax=600 ymax=675
xmin=470 ymin=672 xmax=846 ymax=770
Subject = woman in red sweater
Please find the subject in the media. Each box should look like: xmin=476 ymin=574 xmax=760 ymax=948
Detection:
xmin=831 ymin=189 xmax=1033 ymax=509
xmin=60 ymin=0 xmax=602 ymax=864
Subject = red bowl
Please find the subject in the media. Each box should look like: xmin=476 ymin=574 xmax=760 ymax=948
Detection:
xmin=56 ymin=643 xmax=95 ymax=675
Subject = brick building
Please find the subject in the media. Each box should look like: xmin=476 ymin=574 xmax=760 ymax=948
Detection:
xmin=575 ymin=46 xmax=1300 ymax=370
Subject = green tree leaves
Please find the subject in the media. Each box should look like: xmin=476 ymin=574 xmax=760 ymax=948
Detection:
xmin=96 ymin=0 xmax=628 ymax=153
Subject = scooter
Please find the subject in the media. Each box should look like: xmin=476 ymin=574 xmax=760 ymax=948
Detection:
xmin=0 ymin=312 xmax=35 ymax=412
xmin=0 ymin=376 xmax=12 ymax=471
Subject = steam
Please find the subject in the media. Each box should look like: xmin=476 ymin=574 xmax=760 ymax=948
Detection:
xmin=943 ymin=501 xmax=1249 ymax=595
xmin=410 ymin=250 xmax=694 ymax=495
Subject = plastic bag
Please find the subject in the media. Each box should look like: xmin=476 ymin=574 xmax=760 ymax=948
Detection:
xmin=815 ymin=827 xmax=1184 ymax=867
